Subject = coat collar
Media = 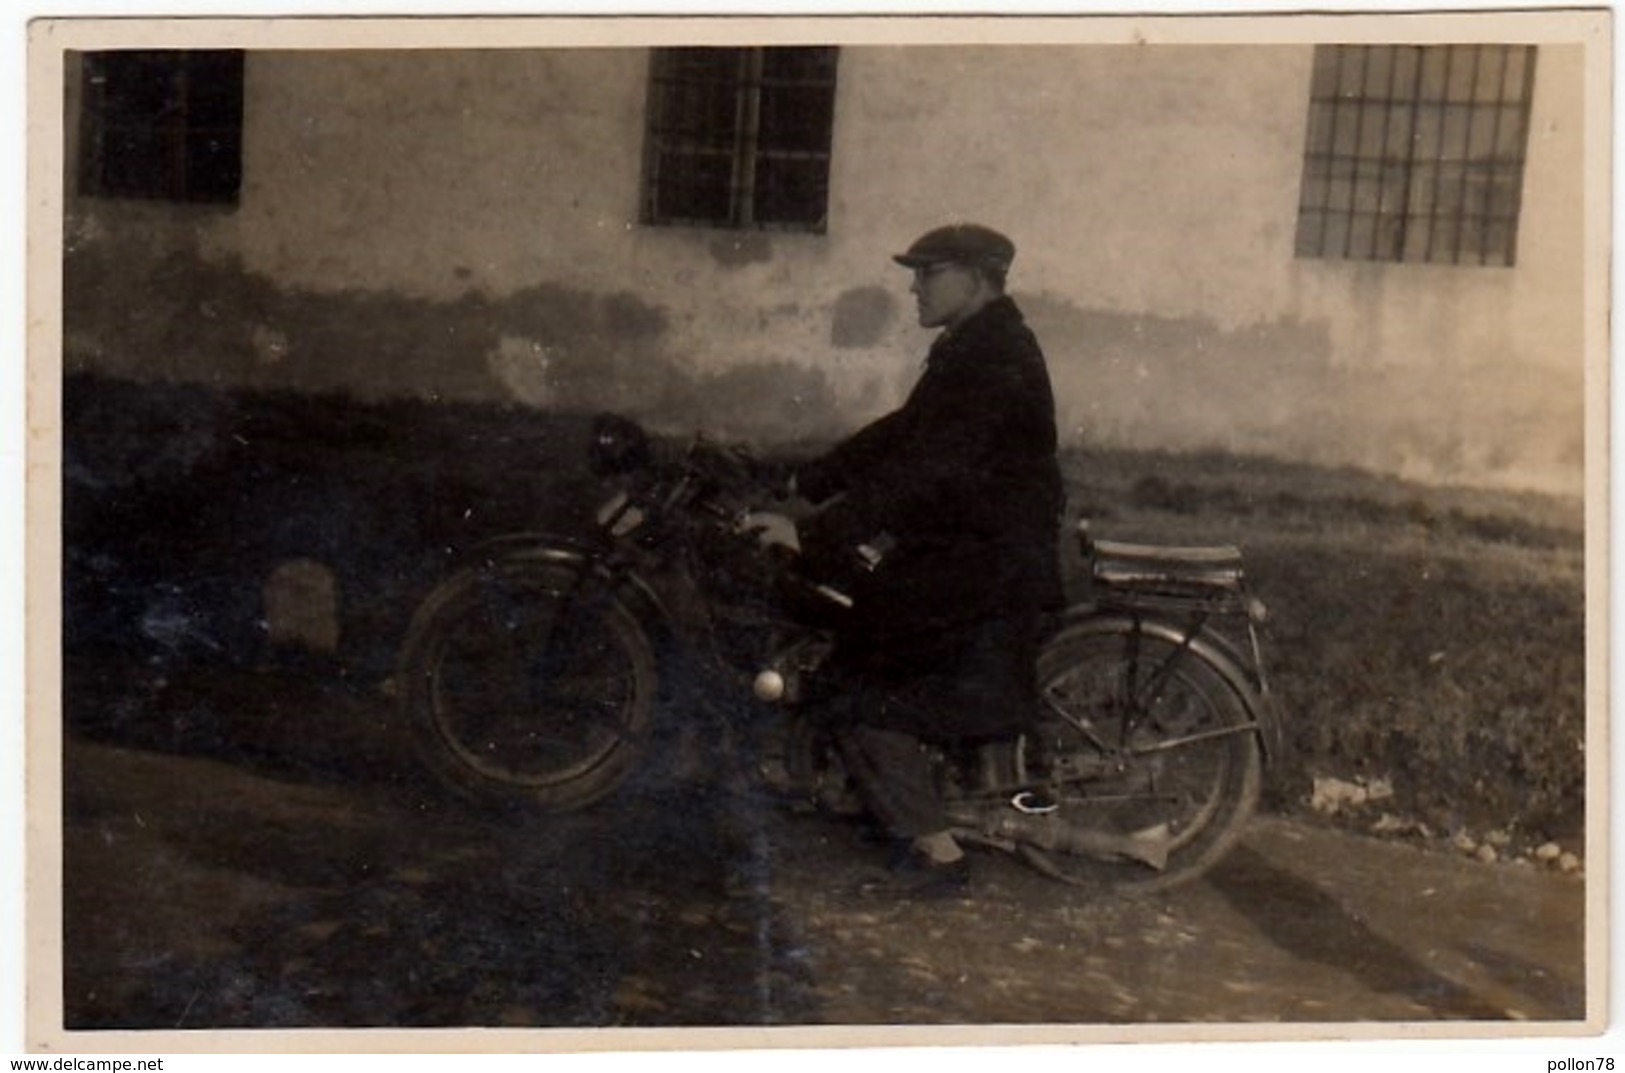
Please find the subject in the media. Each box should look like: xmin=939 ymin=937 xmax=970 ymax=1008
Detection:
xmin=928 ymin=295 xmax=1023 ymax=362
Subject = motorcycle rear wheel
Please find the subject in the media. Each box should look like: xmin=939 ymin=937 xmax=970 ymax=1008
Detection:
xmin=397 ymin=559 xmax=659 ymax=812
xmin=1022 ymin=622 xmax=1263 ymax=892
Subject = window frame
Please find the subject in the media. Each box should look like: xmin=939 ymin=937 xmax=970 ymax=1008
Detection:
xmin=76 ymin=49 xmax=246 ymax=206
xmin=640 ymin=45 xmax=839 ymax=233
xmin=1294 ymin=43 xmax=1538 ymax=267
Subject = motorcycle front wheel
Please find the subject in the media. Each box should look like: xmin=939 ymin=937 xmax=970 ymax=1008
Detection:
xmin=1022 ymin=620 xmax=1263 ymax=893
xmin=397 ymin=558 xmax=659 ymax=812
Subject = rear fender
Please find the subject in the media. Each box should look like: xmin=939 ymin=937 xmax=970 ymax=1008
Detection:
xmin=1047 ymin=606 xmax=1283 ymax=763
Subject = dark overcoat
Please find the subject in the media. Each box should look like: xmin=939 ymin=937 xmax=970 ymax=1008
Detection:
xmin=796 ymin=295 xmax=1065 ymax=739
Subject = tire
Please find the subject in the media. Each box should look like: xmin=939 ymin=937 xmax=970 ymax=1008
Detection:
xmin=1020 ymin=620 xmax=1263 ymax=893
xmin=397 ymin=558 xmax=659 ymax=812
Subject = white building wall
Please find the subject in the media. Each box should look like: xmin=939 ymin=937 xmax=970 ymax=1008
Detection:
xmin=62 ymin=42 xmax=1589 ymax=493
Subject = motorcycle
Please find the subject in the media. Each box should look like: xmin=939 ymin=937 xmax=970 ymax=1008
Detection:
xmin=395 ymin=413 xmax=1284 ymax=892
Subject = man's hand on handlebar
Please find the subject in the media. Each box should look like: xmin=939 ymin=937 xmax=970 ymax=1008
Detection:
xmin=736 ymin=511 xmax=802 ymax=554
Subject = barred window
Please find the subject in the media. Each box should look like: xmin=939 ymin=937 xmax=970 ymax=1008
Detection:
xmin=1295 ymin=44 xmax=1537 ymax=267
xmin=641 ymin=46 xmax=838 ymax=232
xmin=77 ymin=50 xmax=245 ymax=204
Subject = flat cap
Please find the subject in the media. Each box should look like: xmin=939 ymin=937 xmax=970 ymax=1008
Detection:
xmin=893 ymin=223 xmax=1016 ymax=273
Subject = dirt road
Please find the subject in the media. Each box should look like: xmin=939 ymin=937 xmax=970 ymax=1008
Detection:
xmin=51 ymin=664 xmax=1587 ymax=1038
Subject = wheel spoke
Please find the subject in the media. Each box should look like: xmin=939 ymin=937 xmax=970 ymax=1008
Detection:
xmin=1022 ymin=625 xmax=1262 ymax=891
xmin=403 ymin=563 xmax=658 ymax=807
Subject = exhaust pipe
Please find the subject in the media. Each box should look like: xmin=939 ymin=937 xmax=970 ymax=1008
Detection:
xmin=973 ymin=810 xmax=1171 ymax=871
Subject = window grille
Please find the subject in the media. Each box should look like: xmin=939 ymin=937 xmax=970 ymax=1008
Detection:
xmin=642 ymin=46 xmax=838 ymax=231
xmin=1295 ymin=44 xmax=1537 ymax=266
xmin=77 ymin=50 xmax=245 ymax=204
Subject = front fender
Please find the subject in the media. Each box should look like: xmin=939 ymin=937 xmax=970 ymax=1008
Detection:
xmin=457 ymin=531 xmax=675 ymax=652
xmin=1046 ymin=605 xmax=1284 ymax=763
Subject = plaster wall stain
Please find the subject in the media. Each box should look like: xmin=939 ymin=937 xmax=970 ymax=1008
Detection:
xmin=63 ymin=238 xmax=851 ymax=447
xmin=1021 ymin=291 xmax=1582 ymax=492
xmin=61 ymin=223 xmax=1581 ymax=494
xmin=830 ymin=287 xmax=897 ymax=349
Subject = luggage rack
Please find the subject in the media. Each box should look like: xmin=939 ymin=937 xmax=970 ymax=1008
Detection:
xmin=1071 ymin=519 xmax=1280 ymax=758
xmin=1077 ymin=520 xmax=1263 ymax=622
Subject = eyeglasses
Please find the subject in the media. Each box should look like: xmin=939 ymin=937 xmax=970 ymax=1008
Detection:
xmin=912 ymin=263 xmax=959 ymax=284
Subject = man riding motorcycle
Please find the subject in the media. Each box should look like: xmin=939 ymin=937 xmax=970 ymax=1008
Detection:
xmin=401 ymin=225 xmax=1273 ymax=893
xmin=780 ymin=223 xmax=1066 ymax=898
